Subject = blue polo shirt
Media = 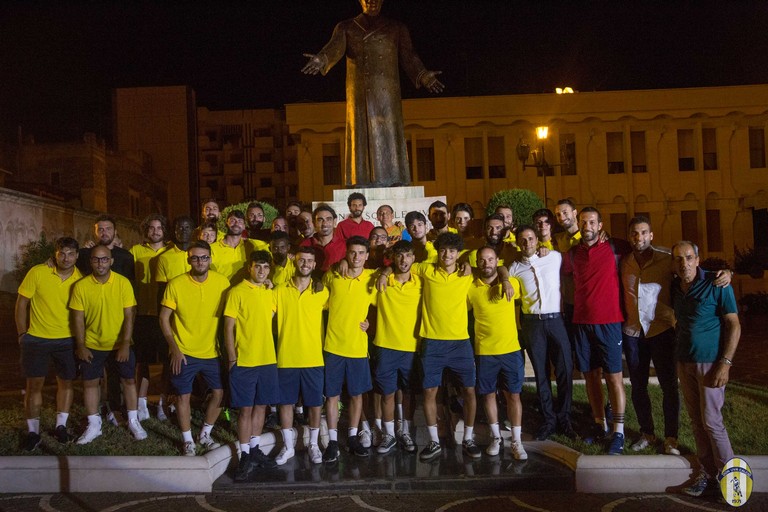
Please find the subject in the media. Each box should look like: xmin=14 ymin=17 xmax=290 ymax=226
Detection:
xmin=672 ymin=267 xmax=738 ymax=363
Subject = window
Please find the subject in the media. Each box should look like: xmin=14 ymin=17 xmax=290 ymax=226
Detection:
xmin=286 ymin=160 xmax=296 ymax=172
xmin=260 ymin=178 xmax=272 ymax=188
xmin=259 ymin=152 xmax=272 ymax=162
xmin=706 ymin=209 xmax=722 ymax=252
xmin=559 ymin=133 xmax=577 ymax=175
xmin=488 ymin=136 xmax=506 ymax=178
xmin=749 ymin=127 xmax=766 ymax=168
xmin=630 ymin=131 xmax=647 ymax=173
xmin=416 ymin=139 xmax=436 ymax=181
xmin=678 ymin=129 xmax=695 ymax=171
xmin=681 ymin=210 xmax=699 ymax=247
xmin=254 ymin=128 xmax=272 ymax=137
xmin=702 ymin=128 xmax=717 ymax=170
xmin=322 ymin=143 xmax=342 ymax=185
xmin=606 ymin=132 xmax=625 ymax=174
xmin=609 ymin=213 xmax=627 ymax=238
xmin=465 ymin=137 xmax=483 ymax=179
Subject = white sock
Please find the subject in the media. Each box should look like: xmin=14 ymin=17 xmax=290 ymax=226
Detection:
xmin=138 ymin=397 xmax=148 ymax=410
xmin=384 ymin=420 xmax=395 ymax=436
xmin=281 ymin=428 xmax=293 ymax=447
xmin=464 ymin=425 xmax=474 ymax=441
xmin=349 ymin=427 xmax=358 ymax=438
xmin=361 ymin=421 xmax=370 ymax=432
xmin=27 ymin=418 xmax=40 ymax=434
xmin=182 ymin=430 xmax=193 ymax=443
xmin=614 ymin=422 xmax=625 ymax=435
xmin=329 ymin=428 xmax=338 ymax=442
xmin=56 ymin=412 xmax=68 ymax=428
xmin=295 ymin=405 xmax=304 ymax=414
xmin=512 ymin=426 xmax=522 ymax=443
xmin=201 ymin=422 xmax=214 ymax=436
xmin=310 ymin=427 xmax=319 ymax=445
xmin=270 ymin=405 xmax=277 ymax=413
xmin=240 ymin=443 xmax=250 ymax=454
xmin=249 ymin=435 xmax=259 ymax=449
xmin=158 ymin=395 xmax=165 ymax=407
xmin=127 ymin=409 xmax=138 ymax=421
xmin=490 ymin=422 xmax=501 ymax=439
xmin=396 ymin=403 xmax=403 ymax=420
xmin=87 ymin=414 xmax=102 ymax=427
xmin=428 ymin=424 xmax=439 ymax=443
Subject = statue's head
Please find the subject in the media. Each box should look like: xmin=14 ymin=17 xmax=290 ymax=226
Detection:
xmin=360 ymin=0 xmax=383 ymax=16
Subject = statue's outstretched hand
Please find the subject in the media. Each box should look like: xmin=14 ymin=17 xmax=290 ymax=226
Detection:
xmin=421 ymin=70 xmax=444 ymax=94
xmin=302 ymin=53 xmax=324 ymax=75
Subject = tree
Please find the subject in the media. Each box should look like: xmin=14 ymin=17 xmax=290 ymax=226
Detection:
xmin=218 ymin=201 xmax=279 ymax=233
xmin=14 ymin=232 xmax=55 ymax=284
xmin=485 ymin=189 xmax=544 ymax=227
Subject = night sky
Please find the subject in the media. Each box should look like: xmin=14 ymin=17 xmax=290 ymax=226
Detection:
xmin=2 ymin=1 xmax=768 ymax=143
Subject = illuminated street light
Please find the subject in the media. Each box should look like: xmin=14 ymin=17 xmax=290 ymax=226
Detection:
xmin=516 ymin=125 xmax=564 ymax=206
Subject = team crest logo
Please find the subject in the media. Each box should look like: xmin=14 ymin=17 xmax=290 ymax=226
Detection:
xmin=719 ymin=457 xmax=753 ymax=507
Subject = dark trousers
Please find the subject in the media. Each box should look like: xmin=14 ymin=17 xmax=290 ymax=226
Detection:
xmin=522 ymin=314 xmax=573 ymax=429
xmin=623 ymin=328 xmax=679 ymax=438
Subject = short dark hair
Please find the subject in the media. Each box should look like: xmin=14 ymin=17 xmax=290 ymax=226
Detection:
xmin=556 ymin=198 xmax=576 ymax=209
xmin=247 ymin=201 xmax=264 ymax=212
xmin=94 ymin=214 xmax=116 ymax=227
xmin=313 ymin=203 xmax=337 ymax=220
xmin=347 ymin=192 xmax=367 ymax=207
xmin=55 ymin=236 xmax=79 ymax=252
xmin=579 ymin=206 xmax=602 ymax=222
xmin=628 ymin=215 xmax=652 ymax=232
xmin=391 ymin=240 xmax=414 ymax=255
xmin=476 ymin=245 xmax=498 ymax=260
xmin=405 ymin=211 xmax=427 ymax=226
xmin=227 ymin=210 xmax=245 ymax=220
xmin=287 ymin=200 xmax=303 ymax=210
xmin=532 ymin=208 xmax=554 ymax=223
xmin=295 ymin=246 xmax=316 ymax=258
xmin=250 ymin=250 xmax=272 ymax=265
xmin=515 ymin=224 xmax=538 ymax=239
xmin=452 ymin=202 xmax=474 ymax=219
xmin=199 ymin=220 xmax=218 ymax=232
xmin=434 ymin=232 xmax=464 ymax=252
xmin=429 ymin=200 xmax=448 ymax=212
xmin=270 ymin=230 xmax=290 ymax=242
xmin=494 ymin=204 xmax=512 ymax=212
xmin=485 ymin=213 xmax=505 ymax=225
xmin=201 ymin=198 xmax=219 ymax=209
xmin=188 ymin=240 xmax=211 ymax=254
xmin=174 ymin=215 xmax=195 ymax=229
xmin=346 ymin=235 xmax=370 ymax=251
xmin=140 ymin=213 xmax=168 ymax=239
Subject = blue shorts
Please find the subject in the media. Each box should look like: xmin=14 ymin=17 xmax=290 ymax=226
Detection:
xmin=373 ymin=346 xmax=418 ymax=396
xmin=170 ymin=355 xmax=223 ymax=395
xmin=79 ymin=347 xmax=136 ymax=381
xmin=229 ymin=364 xmax=279 ymax=408
xmin=421 ymin=338 xmax=476 ymax=389
xmin=324 ymin=352 xmax=372 ymax=397
xmin=476 ymin=351 xmax=525 ymax=395
xmin=20 ymin=334 xmax=76 ymax=380
xmin=278 ymin=366 xmax=324 ymax=407
xmin=573 ymin=323 xmax=623 ymax=373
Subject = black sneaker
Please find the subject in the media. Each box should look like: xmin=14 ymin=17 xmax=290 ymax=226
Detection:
xmin=23 ymin=432 xmax=42 ymax=452
xmin=462 ymin=439 xmax=481 ymax=458
xmin=535 ymin=424 xmax=555 ymax=441
xmin=419 ymin=440 xmax=442 ymax=461
xmin=54 ymin=425 xmax=71 ymax=444
xmin=348 ymin=435 xmax=369 ymax=458
xmin=234 ymin=452 xmax=255 ymax=482
xmin=585 ymin=423 xmax=609 ymax=445
xmin=250 ymin=447 xmax=276 ymax=469
xmin=557 ymin=423 xmax=579 ymax=440
xmin=323 ymin=440 xmax=339 ymax=463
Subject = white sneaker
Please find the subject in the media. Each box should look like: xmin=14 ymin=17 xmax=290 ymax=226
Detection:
xmin=128 ymin=418 xmax=148 ymax=441
xmin=198 ymin=432 xmax=220 ymax=451
xmin=156 ymin=406 xmax=168 ymax=422
xmin=631 ymin=434 xmax=656 ymax=452
xmin=510 ymin=441 xmax=528 ymax=460
xmin=182 ymin=441 xmax=196 ymax=456
xmin=664 ymin=437 xmax=681 ymax=455
xmin=275 ymin=445 xmax=295 ymax=465
xmin=308 ymin=443 xmax=322 ymax=464
xmin=486 ymin=437 xmax=502 ymax=456
xmin=358 ymin=429 xmax=372 ymax=448
xmin=76 ymin=423 xmax=102 ymax=445
xmin=137 ymin=405 xmax=150 ymax=422
xmin=398 ymin=431 xmax=416 ymax=453
xmin=106 ymin=411 xmax=119 ymax=427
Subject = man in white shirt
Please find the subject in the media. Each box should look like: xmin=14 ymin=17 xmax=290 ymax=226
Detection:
xmin=509 ymin=225 xmax=575 ymax=440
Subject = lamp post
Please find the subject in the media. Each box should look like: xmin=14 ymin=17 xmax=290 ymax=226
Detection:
xmin=516 ymin=126 xmax=561 ymax=206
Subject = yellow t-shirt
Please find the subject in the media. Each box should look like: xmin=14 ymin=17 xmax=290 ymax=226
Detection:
xmin=130 ymin=243 xmax=169 ymax=315
xmin=373 ymin=273 xmax=422 ymax=352
xmin=211 ymin=239 xmax=250 ymax=282
xmin=223 ymin=280 xmax=276 ymax=367
xmin=247 ymin=238 xmax=269 ymax=253
xmin=467 ymin=277 xmax=522 ymax=355
xmin=427 ymin=226 xmax=458 ymax=241
xmin=155 ymin=244 xmax=191 ymax=283
xmin=322 ymin=269 xmax=376 ymax=358
xmin=273 ymin=279 xmax=329 ymax=368
xmin=69 ymin=272 xmax=137 ymax=351
xmin=503 ymin=231 xmax=517 ymax=245
xmin=412 ymin=262 xmax=472 ymax=340
xmin=161 ymin=271 xmax=230 ymax=359
xmin=538 ymin=239 xmax=555 ymax=251
xmin=413 ymin=241 xmax=438 ymax=264
xmin=555 ymin=230 xmax=581 ymax=253
xmin=18 ymin=264 xmax=83 ymax=339
xmin=270 ymin=258 xmax=295 ymax=287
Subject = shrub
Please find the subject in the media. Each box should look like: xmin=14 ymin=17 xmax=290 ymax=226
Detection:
xmin=734 ymin=246 xmax=768 ymax=278
xmin=700 ymin=257 xmax=730 ymax=272
xmin=14 ymin=232 xmax=56 ymax=283
xmin=485 ymin=189 xmax=544 ymax=226
xmin=740 ymin=292 xmax=768 ymax=315
xmin=218 ymin=201 xmax=279 ymax=233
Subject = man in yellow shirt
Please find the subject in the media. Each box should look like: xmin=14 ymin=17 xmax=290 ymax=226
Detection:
xmin=495 ymin=204 xmax=517 ymax=245
xmin=468 ymin=246 xmax=527 ymax=460
xmin=156 ymin=216 xmax=195 ymax=301
xmin=404 ymin=211 xmax=437 ymax=264
xmin=211 ymin=210 xmax=253 ymax=283
xmin=224 ymin=250 xmax=279 ymax=480
xmin=129 ymin=214 xmax=170 ymax=422
xmin=272 ymin=247 xmax=329 ymax=465
xmin=269 ymin=231 xmax=294 ymax=286
xmin=159 ymin=241 xmax=231 ymax=456
xmin=426 ymin=200 xmax=457 ymax=241
xmin=69 ymin=245 xmax=145 ymax=445
xmin=532 ymin=209 xmax=556 ymax=251
xmin=322 ymin=236 xmax=376 ymax=459
xmin=15 ymin=237 xmax=82 ymax=450
xmin=372 ymin=240 xmax=422 ymax=455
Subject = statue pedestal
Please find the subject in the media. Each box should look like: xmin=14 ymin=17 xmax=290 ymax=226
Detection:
xmin=315 ymin=186 xmax=446 ymax=224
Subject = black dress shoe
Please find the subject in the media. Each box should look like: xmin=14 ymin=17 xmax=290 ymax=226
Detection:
xmin=557 ymin=423 xmax=579 ymax=440
xmin=535 ymin=425 xmax=555 ymax=441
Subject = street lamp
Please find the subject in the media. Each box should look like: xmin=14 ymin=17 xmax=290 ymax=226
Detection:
xmin=516 ymin=126 xmax=561 ymax=206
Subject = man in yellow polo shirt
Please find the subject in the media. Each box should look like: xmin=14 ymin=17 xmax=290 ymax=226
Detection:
xmin=69 ymin=245 xmax=146 ymax=445
xmin=211 ymin=210 xmax=269 ymax=284
xmin=16 ymin=237 xmax=82 ymax=451
xmin=468 ymin=246 xmax=527 ymax=460
xmin=159 ymin=241 xmax=231 ymax=456
xmin=404 ymin=211 xmax=437 ymax=264
xmin=272 ymin=247 xmax=329 ymax=465
xmin=224 ymin=250 xmax=279 ymax=480
xmin=268 ymin=231 xmax=294 ymax=286
xmin=426 ymin=200 xmax=458 ymax=241
xmin=372 ymin=240 xmax=422 ymax=455
xmin=156 ymin=215 xmax=195 ymax=301
xmin=322 ymin=236 xmax=376 ymax=460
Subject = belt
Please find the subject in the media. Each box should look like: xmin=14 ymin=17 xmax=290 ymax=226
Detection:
xmin=522 ymin=312 xmax=561 ymax=320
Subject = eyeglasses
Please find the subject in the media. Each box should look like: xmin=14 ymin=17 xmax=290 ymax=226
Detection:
xmin=371 ymin=235 xmax=389 ymax=241
xmin=189 ymin=255 xmax=210 ymax=262
xmin=90 ymin=256 xmax=111 ymax=264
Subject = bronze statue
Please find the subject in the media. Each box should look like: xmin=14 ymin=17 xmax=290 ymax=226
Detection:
xmin=302 ymin=0 xmax=444 ymax=188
